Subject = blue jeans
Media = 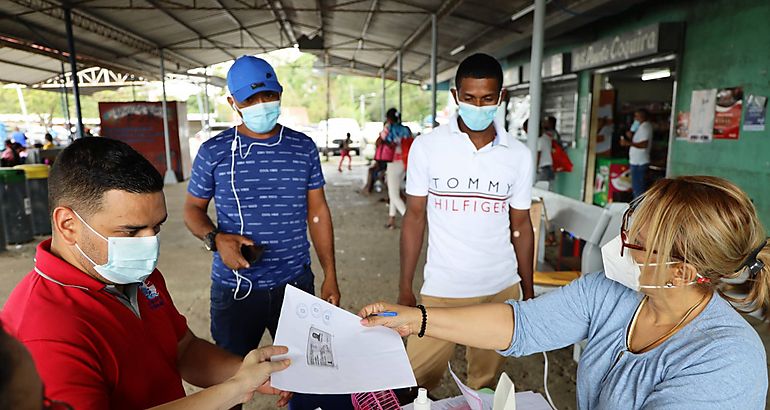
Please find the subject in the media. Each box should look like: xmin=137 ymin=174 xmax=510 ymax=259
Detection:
xmin=210 ymin=268 xmax=353 ymax=410
xmin=210 ymin=268 xmax=316 ymax=352
xmin=536 ymin=165 xmax=555 ymax=182
xmin=630 ymin=164 xmax=648 ymax=199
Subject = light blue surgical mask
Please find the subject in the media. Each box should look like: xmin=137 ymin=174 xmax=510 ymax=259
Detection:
xmin=630 ymin=120 xmax=641 ymax=133
xmin=73 ymin=211 xmax=160 ymax=284
xmin=457 ymin=91 xmax=502 ymax=131
xmin=233 ymin=99 xmax=281 ymax=134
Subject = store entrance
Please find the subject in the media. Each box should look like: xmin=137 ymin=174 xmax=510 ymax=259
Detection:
xmin=590 ymin=59 xmax=676 ymax=206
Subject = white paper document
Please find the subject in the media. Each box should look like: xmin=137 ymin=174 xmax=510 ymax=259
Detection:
xmin=688 ymin=88 xmax=717 ymax=143
xmin=449 ymin=363 xmax=491 ymax=410
xmin=271 ymin=285 xmax=417 ymax=394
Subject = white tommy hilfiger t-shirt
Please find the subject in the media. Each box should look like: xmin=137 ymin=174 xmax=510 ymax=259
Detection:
xmin=406 ymin=115 xmax=534 ymax=298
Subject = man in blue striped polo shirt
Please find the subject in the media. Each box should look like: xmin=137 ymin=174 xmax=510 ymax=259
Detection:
xmin=184 ymin=56 xmax=340 ymax=366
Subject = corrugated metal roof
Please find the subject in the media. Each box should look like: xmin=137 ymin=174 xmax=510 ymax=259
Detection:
xmin=0 ymin=0 xmax=644 ymax=87
xmin=0 ymin=46 xmax=62 ymax=85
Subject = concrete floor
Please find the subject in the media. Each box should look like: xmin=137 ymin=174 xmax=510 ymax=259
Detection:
xmin=2 ymin=158 xmax=768 ymax=409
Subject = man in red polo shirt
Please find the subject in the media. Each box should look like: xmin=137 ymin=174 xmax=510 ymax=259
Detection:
xmin=1 ymin=137 xmax=292 ymax=409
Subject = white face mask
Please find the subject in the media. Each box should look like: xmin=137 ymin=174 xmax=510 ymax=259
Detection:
xmin=601 ymin=235 xmax=687 ymax=291
xmin=73 ymin=211 xmax=160 ymax=284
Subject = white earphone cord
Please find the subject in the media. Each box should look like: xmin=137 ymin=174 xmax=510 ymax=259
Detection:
xmin=543 ymin=351 xmax=558 ymax=410
xmin=229 ymin=125 xmax=285 ymax=301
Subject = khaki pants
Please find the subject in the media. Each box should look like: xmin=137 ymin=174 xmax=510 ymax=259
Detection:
xmin=406 ymin=284 xmax=521 ymax=391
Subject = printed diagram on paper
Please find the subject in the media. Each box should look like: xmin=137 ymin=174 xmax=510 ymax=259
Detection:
xmin=307 ymin=326 xmax=336 ymax=368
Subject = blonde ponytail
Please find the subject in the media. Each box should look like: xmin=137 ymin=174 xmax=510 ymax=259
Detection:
xmin=733 ymin=243 xmax=770 ymax=318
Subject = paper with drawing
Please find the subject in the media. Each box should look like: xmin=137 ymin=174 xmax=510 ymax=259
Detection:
xmin=271 ymin=285 xmax=417 ymax=394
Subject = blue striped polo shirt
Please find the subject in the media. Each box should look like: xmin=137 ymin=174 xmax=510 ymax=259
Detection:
xmin=188 ymin=126 xmax=325 ymax=289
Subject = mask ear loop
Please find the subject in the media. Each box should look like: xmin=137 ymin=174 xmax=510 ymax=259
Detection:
xmin=636 ymin=264 xmax=710 ymax=289
xmin=71 ymin=209 xmax=109 ymax=269
xmin=72 ymin=210 xmax=108 ymax=242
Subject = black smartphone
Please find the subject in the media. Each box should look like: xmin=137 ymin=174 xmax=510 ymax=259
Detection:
xmin=241 ymin=244 xmax=266 ymax=265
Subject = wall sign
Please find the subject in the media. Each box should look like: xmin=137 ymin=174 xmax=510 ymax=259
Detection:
xmin=572 ymin=23 xmax=683 ymax=71
xmin=521 ymin=53 xmax=572 ymax=82
xmin=688 ymin=89 xmax=717 ymax=143
xmin=743 ymin=94 xmax=767 ymax=132
xmin=676 ymin=111 xmax=689 ymax=140
xmin=713 ymin=87 xmax=743 ymax=140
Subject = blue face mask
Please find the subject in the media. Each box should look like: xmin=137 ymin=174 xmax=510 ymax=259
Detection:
xmin=457 ymin=91 xmax=502 ymax=131
xmin=73 ymin=211 xmax=160 ymax=284
xmin=630 ymin=120 xmax=641 ymax=133
xmin=233 ymin=99 xmax=281 ymax=134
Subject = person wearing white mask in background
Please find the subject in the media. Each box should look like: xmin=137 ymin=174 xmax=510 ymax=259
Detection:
xmin=620 ymin=109 xmax=653 ymax=198
xmin=184 ymin=55 xmax=347 ymax=409
xmin=398 ymin=53 xmax=535 ymax=393
xmin=1 ymin=137 xmax=293 ymax=409
xmin=363 ymin=175 xmax=769 ymax=409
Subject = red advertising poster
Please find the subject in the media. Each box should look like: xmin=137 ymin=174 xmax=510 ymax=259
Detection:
xmin=609 ymin=162 xmax=631 ymax=199
xmin=713 ymin=87 xmax=743 ymax=140
xmin=98 ymin=102 xmax=191 ymax=181
xmin=676 ymin=111 xmax=689 ymax=139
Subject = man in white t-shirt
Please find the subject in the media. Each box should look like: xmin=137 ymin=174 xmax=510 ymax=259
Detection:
xmin=536 ymin=121 xmax=554 ymax=183
xmin=620 ymin=109 xmax=653 ymax=198
xmin=398 ymin=53 xmax=534 ymax=391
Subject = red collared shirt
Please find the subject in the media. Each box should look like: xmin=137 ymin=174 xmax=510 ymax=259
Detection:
xmin=1 ymin=239 xmax=188 ymax=409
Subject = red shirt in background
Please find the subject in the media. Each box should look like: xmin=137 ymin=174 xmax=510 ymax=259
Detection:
xmin=1 ymin=239 xmax=189 ymax=409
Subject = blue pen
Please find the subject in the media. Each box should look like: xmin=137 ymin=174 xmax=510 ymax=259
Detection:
xmin=372 ymin=311 xmax=398 ymax=317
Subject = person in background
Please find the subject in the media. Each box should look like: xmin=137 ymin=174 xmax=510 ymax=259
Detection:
xmin=1 ymin=140 xmax=19 ymax=167
xmin=399 ymin=53 xmax=534 ymax=392
xmin=535 ymin=119 xmax=554 ymax=183
xmin=338 ymin=133 xmax=352 ymax=172
xmin=1 ymin=137 xmax=292 ymax=409
xmin=13 ymin=142 xmax=27 ymax=164
xmin=11 ymin=127 xmax=27 ymax=148
xmin=361 ymin=127 xmax=392 ymax=196
xmin=43 ymin=133 xmax=56 ymax=150
xmin=544 ymin=116 xmax=562 ymax=147
xmin=382 ymin=108 xmax=411 ymax=229
xmin=620 ymin=109 xmax=652 ymax=198
xmin=364 ymin=176 xmax=769 ymax=410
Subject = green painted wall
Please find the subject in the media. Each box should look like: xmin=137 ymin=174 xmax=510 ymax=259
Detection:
xmin=552 ymin=71 xmax=591 ymax=200
xmin=575 ymin=0 xmax=770 ymax=227
xmin=668 ymin=0 xmax=770 ymax=228
xmin=500 ymin=0 xmax=770 ymax=226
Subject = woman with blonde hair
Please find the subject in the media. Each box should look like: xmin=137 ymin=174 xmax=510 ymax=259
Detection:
xmin=361 ymin=176 xmax=769 ymax=409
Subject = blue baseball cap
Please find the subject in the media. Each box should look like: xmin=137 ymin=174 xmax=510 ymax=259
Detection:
xmin=227 ymin=55 xmax=283 ymax=103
